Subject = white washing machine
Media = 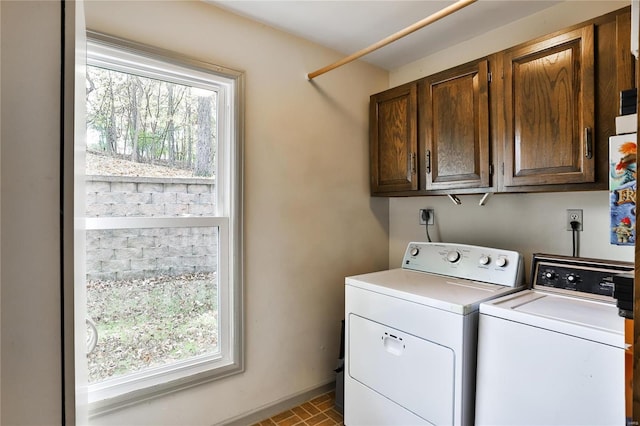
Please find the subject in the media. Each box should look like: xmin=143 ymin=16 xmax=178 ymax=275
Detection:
xmin=344 ymin=242 xmax=524 ymax=426
xmin=475 ymin=253 xmax=634 ymax=426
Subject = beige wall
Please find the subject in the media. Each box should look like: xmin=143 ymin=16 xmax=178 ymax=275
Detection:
xmin=1 ymin=1 xmax=63 ymax=425
xmin=388 ymin=0 xmax=634 ymax=276
xmin=391 ymin=1 xmax=629 ymax=87
xmin=0 ymin=0 xmax=3 ymax=420
xmin=83 ymin=1 xmax=388 ymax=425
xmin=2 ymin=1 xmax=634 ymax=425
xmin=390 ymin=192 xmax=634 ymax=280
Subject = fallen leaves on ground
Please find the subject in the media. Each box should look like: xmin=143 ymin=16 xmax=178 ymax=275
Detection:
xmin=86 ymin=272 xmax=218 ymax=383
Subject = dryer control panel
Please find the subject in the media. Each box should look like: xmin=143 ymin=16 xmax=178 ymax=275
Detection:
xmin=402 ymin=242 xmax=524 ymax=287
xmin=532 ymin=253 xmax=633 ymax=301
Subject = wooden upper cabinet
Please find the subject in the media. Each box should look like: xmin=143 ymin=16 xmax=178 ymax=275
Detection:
xmin=370 ymin=83 xmax=418 ymax=194
xmin=420 ymin=60 xmax=491 ymax=191
xmin=502 ymin=24 xmax=596 ymax=188
xmin=368 ymin=7 xmax=631 ymax=196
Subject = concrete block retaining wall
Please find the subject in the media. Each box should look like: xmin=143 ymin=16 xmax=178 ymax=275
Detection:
xmin=85 ymin=176 xmax=217 ymax=281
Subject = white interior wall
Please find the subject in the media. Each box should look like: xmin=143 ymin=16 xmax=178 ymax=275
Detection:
xmin=388 ymin=0 xmax=634 ymax=273
xmin=83 ymin=1 xmax=389 ymax=425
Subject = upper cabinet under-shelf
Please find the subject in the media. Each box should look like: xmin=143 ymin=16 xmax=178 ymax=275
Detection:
xmin=369 ymin=7 xmax=634 ymax=197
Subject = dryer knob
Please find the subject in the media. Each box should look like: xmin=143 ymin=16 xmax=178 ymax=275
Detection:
xmin=495 ymin=257 xmax=508 ymax=267
xmin=410 ymin=247 xmax=420 ymax=257
xmin=479 ymin=255 xmax=491 ymax=266
xmin=447 ymin=251 xmax=461 ymax=263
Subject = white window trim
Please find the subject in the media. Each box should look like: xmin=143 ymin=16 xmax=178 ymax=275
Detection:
xmin=80 ymin=32 xmax=245 ymax=416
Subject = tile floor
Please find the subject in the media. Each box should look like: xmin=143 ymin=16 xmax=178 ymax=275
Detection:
xmin=252 ymin=391 xmax=343 ymax=426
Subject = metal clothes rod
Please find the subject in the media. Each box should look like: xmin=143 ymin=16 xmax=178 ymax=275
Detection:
xmin=306 ymin=0 xmax=478 ymax=81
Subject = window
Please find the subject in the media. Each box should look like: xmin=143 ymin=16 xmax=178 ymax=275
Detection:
xmin=77 ymin=33 xmax=244 ymax=413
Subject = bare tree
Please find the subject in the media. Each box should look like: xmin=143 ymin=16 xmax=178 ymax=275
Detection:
xmin=86 ymin=66 xmax=217 ymax=178
xmin=195 ymin=95 xmax=213 ymax=177
xmin=127 ymin=76 xmax=142 ymax=162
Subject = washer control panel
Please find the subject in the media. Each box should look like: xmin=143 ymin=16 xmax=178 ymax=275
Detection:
xmin=402 ymin=242 xmax=523 ymax=287
xmin=532 ymin=253 xmax=633 ymax=301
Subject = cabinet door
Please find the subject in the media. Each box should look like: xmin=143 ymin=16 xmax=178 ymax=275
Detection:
xmin=370 ymin=83 xmax=418 ymax=194
xmin=502 ymin=25 xmax=595 ymax=188
xmin=421 ymin=60 xmax=491 ymax=191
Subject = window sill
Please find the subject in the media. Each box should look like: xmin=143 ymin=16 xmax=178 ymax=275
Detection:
xmin=88 ymin=355 xmax=243 ymax=417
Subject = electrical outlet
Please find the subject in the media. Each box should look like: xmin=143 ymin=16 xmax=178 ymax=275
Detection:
xmin=566 ymin=209 xmax=583 ymax=231
xmin=419 ymin=209 xmax=435 ymax=225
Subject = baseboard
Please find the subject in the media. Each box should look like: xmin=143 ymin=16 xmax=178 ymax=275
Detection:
xmin=219 ymin=380 xmax=336 ymax=426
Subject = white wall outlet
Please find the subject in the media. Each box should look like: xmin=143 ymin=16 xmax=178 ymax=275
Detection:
xmin=566 ymin=209 xmax=583 ymax=231
xmin=419 ymin=209 xmax=435 ymax=225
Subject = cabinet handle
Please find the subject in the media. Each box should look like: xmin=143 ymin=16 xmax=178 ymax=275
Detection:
xmin=584 ymin=127 xmax=593 ymax=159
xmin=426 ymin=150 xmax=431 ymax=174
xmin=410 ymin=153 xmax=416 ymax=174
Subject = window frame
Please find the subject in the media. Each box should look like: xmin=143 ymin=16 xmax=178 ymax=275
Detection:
xmin=79 ymin=32 xmax=245 ymax=415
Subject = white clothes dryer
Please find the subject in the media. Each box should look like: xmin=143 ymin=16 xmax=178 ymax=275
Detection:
xmin=475 ymin=253 xmax=633 ymax=426
xmin=344 ymin=242 xmax=524 ymax=426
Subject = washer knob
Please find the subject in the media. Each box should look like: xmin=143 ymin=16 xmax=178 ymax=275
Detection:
xmin=495 ymin=257 xmax=508 ymax=267
xmin=410 ymin=247 xmax=420 ymax=257
xmin=567 ymin=274 xmax=577 ymax=283
xmin=447 ymin=251 xmax=461 ymax=263
xmin=544 ymin=272 xmax=556 ymax=280
xmin=479 ymin=255 xmax=491 ymax=266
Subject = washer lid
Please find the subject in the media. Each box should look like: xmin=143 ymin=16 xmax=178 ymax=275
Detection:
xmin=480 ymin=290 xmax=624 ymax=348
xmin=346 ymin=268 xmax=523 ymax=315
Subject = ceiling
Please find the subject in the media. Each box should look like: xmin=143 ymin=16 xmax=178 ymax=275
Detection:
xmin=206 ymin=0 xmax=562 ymax=70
